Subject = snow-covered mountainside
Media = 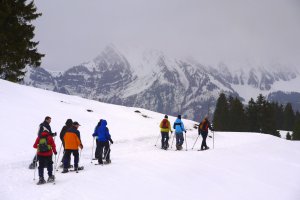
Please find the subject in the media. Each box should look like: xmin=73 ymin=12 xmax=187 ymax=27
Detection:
xmin=22 ymin=45 xmax=300 ymax=121
xmin=1 ymin=79 xmax=300 ymax=200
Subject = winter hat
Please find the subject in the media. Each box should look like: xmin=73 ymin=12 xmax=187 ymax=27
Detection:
xmin=178 ymin=115 xmax=181 ymax=119
xmin=66 ymin=119 xmax=73 ymax=126
xmin=164 ymin=115 xmax=168 ymax=119
xmin=73 ymin=121 xmax=81 ymax=126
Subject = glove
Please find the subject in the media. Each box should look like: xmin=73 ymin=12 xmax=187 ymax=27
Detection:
xmin=109 ymin=139 xmax=114 ymax=144
xmin=185 ymin=130 xmax=187 ymax=133
xmin=52 ymin=132 xmax=57 ymax=136
xmin=79 ymin=144 xmax=83 ymax=149
xmin=54 ymin=151 xmax=57 ymax=155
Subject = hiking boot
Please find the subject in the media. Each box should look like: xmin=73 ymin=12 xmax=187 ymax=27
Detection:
xmin=37 ymin=177 xmax=46 ymax=185
xmin=47 ymin=175 xmax=55 ymax=183
xmin=105 ymin=159 xmax=111 ymax=164
xmin=67 ymin=165 xmax=74 ymax=169
xmin=205 ymin=146 xmax=210 ymax=150
xmin=61 ymin=168 xmax=69 ymax=173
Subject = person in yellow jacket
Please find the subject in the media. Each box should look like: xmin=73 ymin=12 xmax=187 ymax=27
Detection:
xmin=62 ymin=121 xmax=83 ymax=173
xmin=159 ymin=115 xmax=173 ymax=150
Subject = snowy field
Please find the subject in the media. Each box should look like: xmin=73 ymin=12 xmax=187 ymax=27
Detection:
xmin=0 ymin=79 xmax=300 ymax=200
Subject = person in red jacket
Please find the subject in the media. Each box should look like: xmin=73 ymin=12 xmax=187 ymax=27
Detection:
xmin=33 ymin=127 xmax=57 ymax=185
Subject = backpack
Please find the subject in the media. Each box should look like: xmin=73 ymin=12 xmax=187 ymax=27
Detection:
xmin=38 ymin=136 xmax=51 ymax=152
xmin=161 ymin=119 xmax=169 ymax=129
xmin=199 ymin=120 xmax=206 ymax=131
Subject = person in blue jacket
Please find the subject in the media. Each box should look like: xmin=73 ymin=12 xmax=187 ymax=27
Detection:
xmin=92 ymin=119 xmax=113 ymax=164
xmin=173 ymin=115 xmax=186 ymax=150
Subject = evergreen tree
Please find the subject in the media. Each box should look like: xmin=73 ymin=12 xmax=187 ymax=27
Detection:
xmin=0 ymin=0 xmax=44 ymax=82
xmin=286 ymin=132 xmax=291 ymax=140
xmin=228 ymin=97 xmax=247 ymax=131
xmin=213 ymin=93 xmax=229 ymax=131
xmin=292 ymin=119 xmax=300 ymax=140
xmin=245 ymin=98 xmax=259 ymax=132
xmin=283 ymin=103 xmax=295 ymax=131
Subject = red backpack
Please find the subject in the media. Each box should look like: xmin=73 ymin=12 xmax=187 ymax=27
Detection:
xmin=161 ymin=119 xmax=169 ymax=129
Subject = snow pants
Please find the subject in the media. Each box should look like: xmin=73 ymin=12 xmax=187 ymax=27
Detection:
xmin=201 ymin=131 xmax=208 ymax=149
xmin=96 ymin=140 xmax=110 ymax=164
xmin=161 ymin=132 xmax=169 ymax=148
xmin=63 ymin=150 xmax=79 ymax=169
xmin=175 ymin=132 xmax=184 ymax=146
xmin=37 ymin=155 xmax=53 ymax=178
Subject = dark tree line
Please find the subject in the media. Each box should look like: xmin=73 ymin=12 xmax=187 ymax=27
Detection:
xmin=213 ymin=93 xmax=300 ymax=140
xmin=0 ymin=0 xmax=44 ymax=82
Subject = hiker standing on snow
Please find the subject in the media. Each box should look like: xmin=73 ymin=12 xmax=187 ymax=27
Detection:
xmin=93 ymin=119 xmax=113 ymax=165
xmin=59 ymin=119 xmax=73 ymax=168
xmin=33 ymin=127 xmax=57 ymax=184
xmin=173 ymin=115 xmax=186 ymax=150
xmin=62 ymin=121 xmax=83 ymax=173
xmin=93 ymin=119 xmax=102 ymax=160
xmin=29 ymin=116 xmax=57 ymax=169
xmin=198 ymin=116 xmax=213 ymax=150
xmin=159 ymin=115 xmax=173 ymax=150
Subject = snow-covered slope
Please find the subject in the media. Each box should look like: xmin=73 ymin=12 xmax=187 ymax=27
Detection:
xmin=1 ymin=79 xmax=300 ymax=200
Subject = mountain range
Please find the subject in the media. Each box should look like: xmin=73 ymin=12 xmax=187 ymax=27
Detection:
xmin=22 ymin=45 xmax=300 ymax=121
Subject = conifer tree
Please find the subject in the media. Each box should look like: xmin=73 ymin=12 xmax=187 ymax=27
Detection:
xmin=286 ymin=132 xmax=291 ymax=140
xmin=213 ymin=93 xmax=229 ymax=131
xmin=245 ymin=98 xmax=259 ymax=132
xmin=283 ymin=103 xmax=295 ymax=131
xmin=292 ymin=119 xmax=300 ymax=140
xmin=0 ymin=0 xmax=44 ymax=82
xmin=228 ymin=97 xmax=247 ymax=131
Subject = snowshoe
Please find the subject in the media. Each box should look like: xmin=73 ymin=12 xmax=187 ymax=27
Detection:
xmin=61 ymin=168 xmax=69 ymax=173
xmin=37 ymin=177 xmax=46 ymax=185
xmin=47 ymin=175 xmax=55 ymax=183
xmin=29 ymin=162 xmax=37 ymax=169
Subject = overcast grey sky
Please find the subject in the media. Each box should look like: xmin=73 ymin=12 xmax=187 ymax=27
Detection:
xmin=34 ymin=0 xmax=300 ymax=71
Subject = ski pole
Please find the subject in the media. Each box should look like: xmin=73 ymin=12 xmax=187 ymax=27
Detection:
xmin=55 ymin=143 xmax=63 ymax=171
xmin=184 ymin=132 xmax=188 ymax=151
xmin=154 ymin=132 xmax=160 ymax=147
xmin=170 ymin=133 xmax=175 ymax=149
xmin=53 ymin=154 xmax=57 ymax=185
xmin=33 ymin=152 xmax=38 ymax=181
xmin=104 ymin=143 xmax=111 ymax=161
xmin=91 ymin=137 xmax=95 ymax=163
xmin=192 ymin=135 xmax=200 ymax=150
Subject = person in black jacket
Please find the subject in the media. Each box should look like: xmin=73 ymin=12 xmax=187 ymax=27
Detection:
xmin=198 ymin=116 xmax=213 ymax=150
xmin=59 ymin=119 xmax=73 ymax=168
xmin=29 ymin=116 xmax=57 ymax=169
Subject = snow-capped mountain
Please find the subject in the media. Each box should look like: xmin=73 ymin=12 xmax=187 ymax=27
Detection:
xmin=23 ymin=45 xmax=300 ymax=121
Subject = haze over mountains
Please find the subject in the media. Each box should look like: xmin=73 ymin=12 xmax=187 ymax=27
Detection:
xmin=23 ymin=45 xmax=300 ymax=121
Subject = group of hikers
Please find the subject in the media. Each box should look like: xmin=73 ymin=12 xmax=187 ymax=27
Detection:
xmin=159 ymin=114 xmax=213 ymax=150
xmin=30 ymin=114 xmax=213 ymax=185
xmin=31 ymin=116 xmax=113 ymax=185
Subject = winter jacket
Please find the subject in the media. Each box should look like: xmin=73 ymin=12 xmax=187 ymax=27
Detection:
xmin=64 ymin=127 xmax=82 ymax=150
xmin=160 ymin=119 xmax=172 ymax=133
xmin=198 ymin=119 xmax=213 ymax=134
xmin=173 ymin=119 xmax=186 ymax=134
xmin=60 ymin=124 xmax=73 ymax=143
xmin=33 ymin=131 xmax=57 ymax=156
xmin=93 ymin=120 xmax=112 ymax=142
xmin=38 ymin=121 xmax=54 ymax=137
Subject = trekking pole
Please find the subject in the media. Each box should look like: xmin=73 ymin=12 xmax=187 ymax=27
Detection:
xmin=91 ymin=137 xmax=95 ymax=163
xmin=53 ymin=154 xmax=57 ymax=185
xmin=55 ymin=143 xmax=63 ymax=171
xmin=170 ymin=133 xmax=175 ymax=149
xmin=33 ymin=152 xmax=38 ymax=181
xmin=184 ymin=132 xmax=188 ymax=151
xmin=154 ymin=132 xmax=160 ymax=147
xmin=104 ymin=143 xmax=111 ymax=160
xmin=191 ymin=135 xmax=200 ymax=150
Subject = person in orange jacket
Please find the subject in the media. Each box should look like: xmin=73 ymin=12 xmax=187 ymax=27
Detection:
xmin=62 ymin=121 xmax=83 ymax=173
xmin=33 ymin=127 xmax=57 ymax=184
